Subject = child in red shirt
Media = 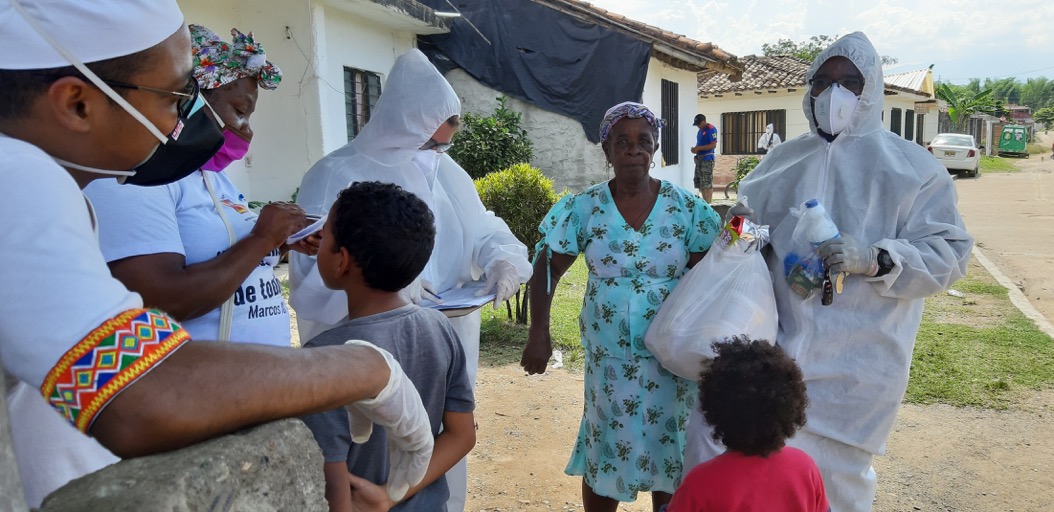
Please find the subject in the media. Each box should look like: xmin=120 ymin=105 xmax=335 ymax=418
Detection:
xmin=667 ymin=338 xmax=829 ymax=512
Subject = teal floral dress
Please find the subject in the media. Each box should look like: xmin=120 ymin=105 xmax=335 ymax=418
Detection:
xmin=538 ymin=180 xmax=721 ymax=501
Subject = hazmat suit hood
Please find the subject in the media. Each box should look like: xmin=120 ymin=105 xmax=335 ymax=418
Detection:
xmin=802 ymin=32 xmax=884 ymax=138
xmin=296 ymin=49 xmax=460 ymax=217
xmin=289 ymin=49 xmax=530 ymax=342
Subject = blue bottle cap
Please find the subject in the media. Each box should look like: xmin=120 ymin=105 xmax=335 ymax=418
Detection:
xmin=805 ymin=199 xmax=819 ymax=208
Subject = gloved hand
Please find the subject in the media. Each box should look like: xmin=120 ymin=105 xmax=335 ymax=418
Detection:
xmin=477 ymin=259 xmax=521 ymax=309
xmin=818 ymin=234 xmax=878 ymax=276
xmin=401 ymin=277 xmax=441 ymax=305
xmin=724 ymin=199 xmax=754 ymax=225
xmin=343 ymin=339 xmax=434 ymax=502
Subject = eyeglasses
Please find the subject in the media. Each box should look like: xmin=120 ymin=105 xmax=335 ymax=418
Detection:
xmin=102 ymin=77 xmax=200 ymax=118
xmin=809 ymin=77 xmax=864 ymax=95
xmin=420 ymin=138 xmax=453 ymax=153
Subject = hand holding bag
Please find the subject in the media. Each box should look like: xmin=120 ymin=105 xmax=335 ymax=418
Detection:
xmin=644 ymin=212 xmax=778 ymax=381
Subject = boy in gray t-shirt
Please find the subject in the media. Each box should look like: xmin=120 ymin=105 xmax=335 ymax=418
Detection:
xmin=300 ymin=182 xmax=475 ymax=512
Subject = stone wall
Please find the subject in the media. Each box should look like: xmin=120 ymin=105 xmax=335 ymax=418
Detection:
xmin=444 ymin=68 xmax=609 ymax=194
xmin=0 ymin=370 xmax=28 ymax=512
xmin=38 ymin=419 xmax=326 ymax=512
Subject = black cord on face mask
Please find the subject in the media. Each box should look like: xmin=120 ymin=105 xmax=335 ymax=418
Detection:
xmin=817 ymin=128 xmax=838 ymax=142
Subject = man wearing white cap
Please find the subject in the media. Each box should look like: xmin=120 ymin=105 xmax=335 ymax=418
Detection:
xmin=0 ymin=0 xmax=433 ymax=507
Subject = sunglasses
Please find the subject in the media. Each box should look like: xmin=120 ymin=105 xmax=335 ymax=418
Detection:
xmin=808 ymin=77 xmax=865 ymax=95
xmin=419 ymin=138 xmax=454 ymax=153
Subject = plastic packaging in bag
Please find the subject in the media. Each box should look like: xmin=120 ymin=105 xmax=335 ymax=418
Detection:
xmin=644 ymin=207 xmax=778 ymax=381
xmin=784 ymin=199 xmax=840 ymax=300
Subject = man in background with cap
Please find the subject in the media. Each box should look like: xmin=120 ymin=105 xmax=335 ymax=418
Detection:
xmin=0 ymin=0 xmax=432 ymax=507
xmin=690 ymin=113 xmax=718 ymax=203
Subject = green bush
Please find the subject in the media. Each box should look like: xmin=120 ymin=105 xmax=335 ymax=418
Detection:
xmin=475 ymin=163 xmax=558 ymax=323
xmin=725 ymin=156 xmax=760 ymax=196
xmin=450 ymin=97 xmax=534 ymax=180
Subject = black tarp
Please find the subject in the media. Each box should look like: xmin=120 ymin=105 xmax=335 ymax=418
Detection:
xmin=416 ymin=0 xmax=652 ymax=143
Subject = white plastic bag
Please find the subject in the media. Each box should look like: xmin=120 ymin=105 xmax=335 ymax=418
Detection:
xmin=644 ymin=215 xmax=778 ymax=381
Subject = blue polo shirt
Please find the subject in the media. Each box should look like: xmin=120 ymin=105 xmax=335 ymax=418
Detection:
xmin=696 ymin=123 xmax=717 ymax=161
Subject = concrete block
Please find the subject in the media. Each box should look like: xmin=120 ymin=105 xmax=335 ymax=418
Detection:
xmin=39 ymin=419 xmax=326 ymax=512
xmin=0 ymin=368 xmax=29 ymax=512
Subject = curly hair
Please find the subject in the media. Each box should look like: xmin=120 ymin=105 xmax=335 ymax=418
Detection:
xmin=329 ymin=181 xmax=435 ymax=292
xmin=699 ymin=336 xmax=808 ymax=457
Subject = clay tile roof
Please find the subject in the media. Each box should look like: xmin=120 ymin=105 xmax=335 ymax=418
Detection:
xmin=699 ymin=54 xmax=932 ymax=98
xmin=698 ymin=54 xmax=809 ymax=95
xmin=529 ymin=0 xmax=742 ymax=80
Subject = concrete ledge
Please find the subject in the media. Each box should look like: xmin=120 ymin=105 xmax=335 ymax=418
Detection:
xmin=39 ymin=419 xmax=327 ymax=512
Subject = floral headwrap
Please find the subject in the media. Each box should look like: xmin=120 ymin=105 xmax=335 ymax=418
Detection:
xmin=190 ymin=24 xmax=282 ymax=91
xmin=598 ymin=101 xmax=663 ymax=143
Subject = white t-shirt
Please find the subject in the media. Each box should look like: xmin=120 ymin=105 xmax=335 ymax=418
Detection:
xmin=84 ymin=171 xmax=291 ymax=346
xmin=0 ymin=136 xmax=146 ymax=507
xmin=0 ymin=136 xmax=143 ymax=388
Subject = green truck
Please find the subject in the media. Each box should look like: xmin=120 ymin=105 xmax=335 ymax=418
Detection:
xmin=997 ymin=124 xmax=1029 ymax=158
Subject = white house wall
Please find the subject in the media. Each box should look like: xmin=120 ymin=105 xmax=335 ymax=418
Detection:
xmin=699 ymin=91 xmax=810 ymax=153
xmin=180 ymin=0 xmax=420 ymax=202
xmin=641 ymin=59 xmax=702 ymax=190
xmin=179 ymin=0 xmax=327 ymax=202
xmin=320 ymin=8 xmax=418 ymax=154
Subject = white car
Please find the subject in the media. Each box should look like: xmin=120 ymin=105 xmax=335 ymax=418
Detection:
xmin=928 ymin=133 xmax=980 ymax=178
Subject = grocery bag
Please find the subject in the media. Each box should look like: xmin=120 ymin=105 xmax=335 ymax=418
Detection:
xmin=644 ymin=215 xmax=778 ymax=381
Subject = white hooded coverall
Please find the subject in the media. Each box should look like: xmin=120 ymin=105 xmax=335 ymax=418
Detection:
xmin=738 ymin=33 xmax=973 ymax=511
xmin=289 ymin=49 xmax=532 ymax=512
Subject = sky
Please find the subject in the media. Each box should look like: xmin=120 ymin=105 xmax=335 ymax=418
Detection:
xmin=584 ymin=0 xmax=1054 ymax=84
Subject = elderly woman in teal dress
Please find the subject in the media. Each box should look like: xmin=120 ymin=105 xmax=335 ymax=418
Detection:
xmin=521 ymin=102 xmax=721 ymax=511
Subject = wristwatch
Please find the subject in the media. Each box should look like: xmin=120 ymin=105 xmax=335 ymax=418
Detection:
xmin=874 ymin=249 xmax=895 ymax=277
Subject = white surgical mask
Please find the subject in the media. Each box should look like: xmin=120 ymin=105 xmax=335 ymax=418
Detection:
xmin=812 ymin=83 xmax=859 ymax=136
xmin=412 ymin=149 xmax=442 ymax=191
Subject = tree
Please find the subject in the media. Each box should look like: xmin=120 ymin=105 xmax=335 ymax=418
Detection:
xmin=475 ymin=164 xmax=558 ymax=324
xmin=935 ymin=82 xmax=997 ymax=133
xmin=448 ymin=96 xmax=534 ymax=180
xmin=1035 ymin=106 xmax=1054 ymax=129
xmin=761 ymin=34 xmax=898 ymax=66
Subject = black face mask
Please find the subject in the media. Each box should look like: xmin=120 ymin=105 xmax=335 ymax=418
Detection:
xmin=119 ymin=98 xmax=225 ymax=186
xmin=53 ymin=94 xmax=225 ymax=187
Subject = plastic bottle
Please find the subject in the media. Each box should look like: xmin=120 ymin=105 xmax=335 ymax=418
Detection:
xmin=801 ymin=199 xmax=840 ymax=246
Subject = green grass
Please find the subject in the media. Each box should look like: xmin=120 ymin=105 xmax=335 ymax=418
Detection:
xmin=906 ymin=266 xmax=1054 ymax=408
xmin=979 ymin=155 xmax=1018 ymax=173
xmin=480 ymin=255 xmax=1054 ymax=410
xmin=480 ymin=257 xmax=588 ymax=369
xmin=1027 ymin=142 xmax=1049 ymax=155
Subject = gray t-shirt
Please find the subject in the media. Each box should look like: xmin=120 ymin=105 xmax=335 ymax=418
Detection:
xmin=300 ymin=304 xmax=474 ymax=511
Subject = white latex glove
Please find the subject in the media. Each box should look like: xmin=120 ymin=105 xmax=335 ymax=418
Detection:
xmin=401 ymin=277 xmax=441 ymax=305
xmin=818 ymin=233 xmax=878 ymax=276
xmin=477 ymin=259 xmax=520 ymax=308
xmin=343 ymin=339 xmax=434 ymax=502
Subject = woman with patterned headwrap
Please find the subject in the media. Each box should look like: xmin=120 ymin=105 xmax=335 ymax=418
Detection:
xmin=84 ymin=24 xmax=313 ymax=346
xmin=520 ymin=102 xmax=722 ymax=511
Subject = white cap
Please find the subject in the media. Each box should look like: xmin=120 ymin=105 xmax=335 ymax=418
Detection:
xmin=0 ymin=0 xmax=184 ymax=70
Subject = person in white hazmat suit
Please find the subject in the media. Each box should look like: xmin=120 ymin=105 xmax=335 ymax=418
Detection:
xmin=290 ymin=49 xmax=532 ymax=512
xmin=733 ymin=33 xmax=972 ymax=511
xmin=757 ymin=123 xmax=781 ymax=155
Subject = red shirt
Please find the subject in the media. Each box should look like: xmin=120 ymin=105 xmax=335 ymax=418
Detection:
xmin=667 ymin=448 xmax=829 ymax=512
